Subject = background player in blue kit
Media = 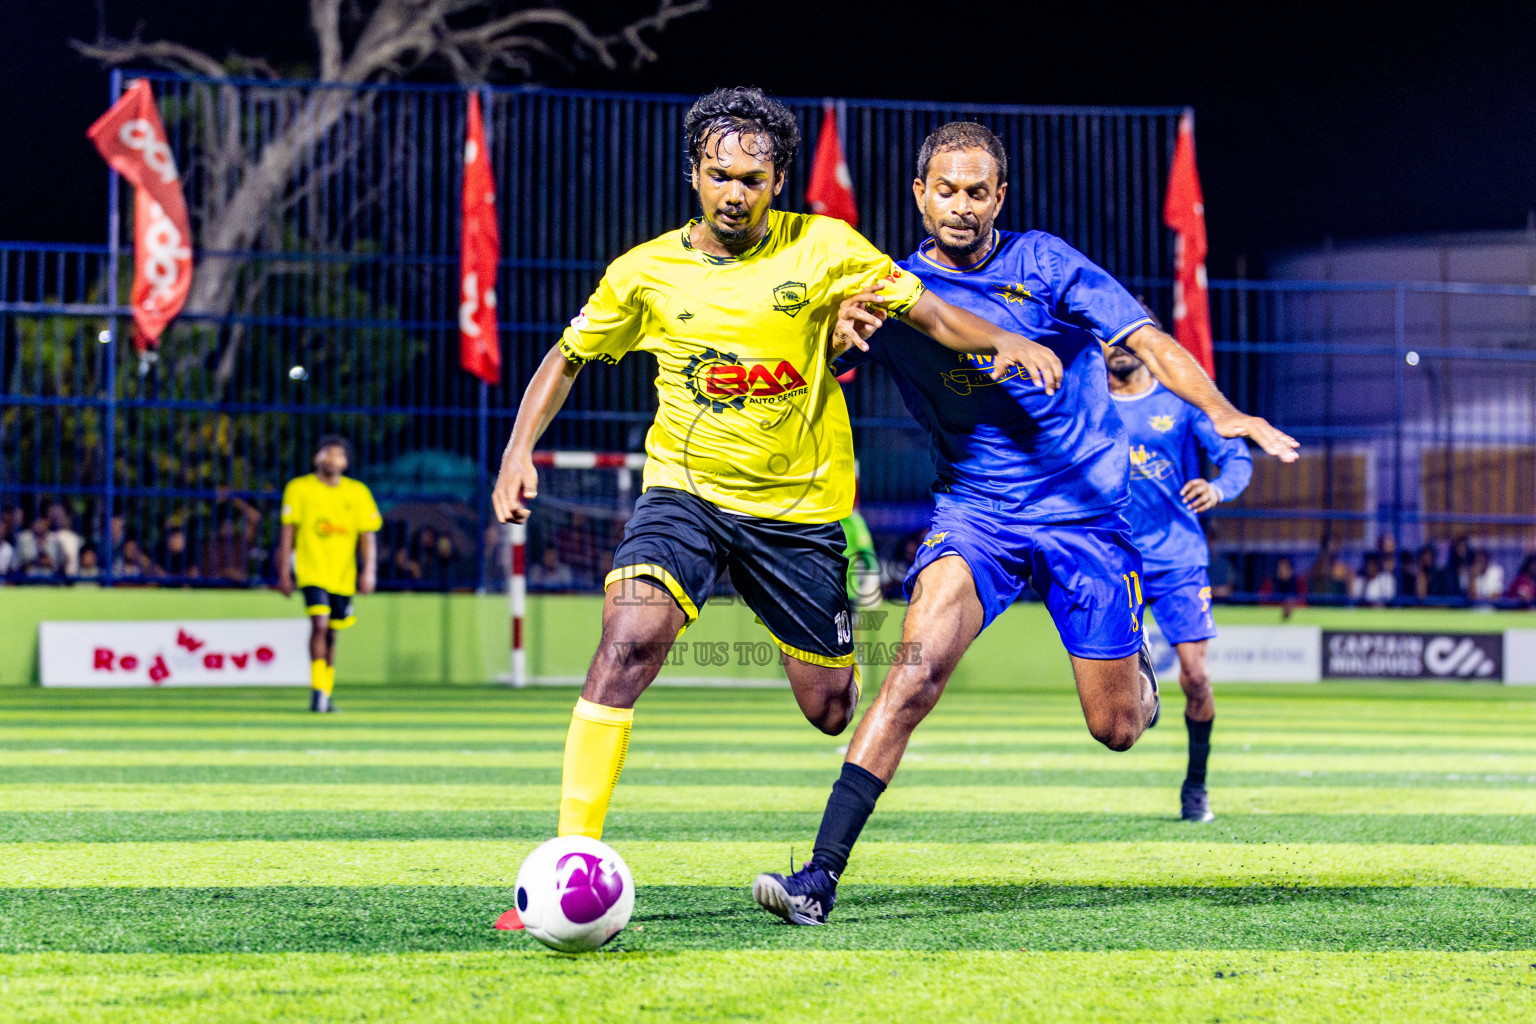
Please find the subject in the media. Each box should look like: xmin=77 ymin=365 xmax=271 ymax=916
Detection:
xmin=754 ymin=122 xmax=1297 ymax=926
xmin=1109 ymin=340 xmax=1253 ymax=823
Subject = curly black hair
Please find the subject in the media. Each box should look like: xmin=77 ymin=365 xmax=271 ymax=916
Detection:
xmin=314 ymin=434 xmax=352 ymax=461
xmin=916 ymin=122 xmax=1008 ymax=186
xmin=684 ymin=87 xmax=800 ymax=176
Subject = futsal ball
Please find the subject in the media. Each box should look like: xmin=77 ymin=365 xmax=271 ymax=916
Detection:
xmin=513 ymin=836 xmax=635 ymax=953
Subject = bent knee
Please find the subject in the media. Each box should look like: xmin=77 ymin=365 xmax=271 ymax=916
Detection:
xmin=805 ymin=672 xmax=859 ymax=735
xmin=1086 ymin=710 xmax=1144 ymax=752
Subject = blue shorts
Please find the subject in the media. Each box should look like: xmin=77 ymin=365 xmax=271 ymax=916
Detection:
xmin=904 ymin=499 xmax=1145 ymax=660
xmin=1143 ymin=566 xmax=1216 ymax=645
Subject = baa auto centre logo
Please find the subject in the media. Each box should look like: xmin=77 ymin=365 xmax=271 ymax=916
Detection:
xmin=678 ymin=346 xmax=823 ymax=521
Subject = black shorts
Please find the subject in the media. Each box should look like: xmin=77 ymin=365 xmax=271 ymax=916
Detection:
xmin=301 ymin=586 xmax=356 ymax=630
xmin=607 ymin=487 xmax=855 ymax=668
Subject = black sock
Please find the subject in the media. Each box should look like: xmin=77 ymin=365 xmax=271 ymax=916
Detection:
xmin=1186 ymin=715 xmax=1214 ymax=786
xmin=811 ymin=762 xmax=886 ymax=877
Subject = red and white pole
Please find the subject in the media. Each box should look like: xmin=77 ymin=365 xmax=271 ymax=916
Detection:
xmin=509 ymin=521 xmax=527 ymax=688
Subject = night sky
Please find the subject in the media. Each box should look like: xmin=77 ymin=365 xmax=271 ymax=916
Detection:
xmin=6 ymin=1 xmax=1536 ymax=274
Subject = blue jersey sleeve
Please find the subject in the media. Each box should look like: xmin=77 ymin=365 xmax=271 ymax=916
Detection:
xmin=1192 ymin=413 xmax=1253 ymax=501
xmin=1037 ymin=236 xmax=1153 ymax=346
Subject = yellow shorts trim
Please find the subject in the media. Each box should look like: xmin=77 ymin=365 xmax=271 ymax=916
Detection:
xmin=605 ymin=563 xmax=700 ymax=623
xmin=330 ymin=616 xmax=357 ymax=631
xmin=305 ymin=605 xmax=331 ymax=618
xmin=767 ymin=633 xmax=857 ymax=670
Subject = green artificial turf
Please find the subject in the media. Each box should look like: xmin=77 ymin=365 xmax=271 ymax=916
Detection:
xmin=0 ymin=810 xmax=1531 ymax=845
xmin=0 ymin=884 xmax=1531 ymax=954
xmin=2 ymin=951 xmax=1534 ymax=1024
xmin=0 ymin=684 xmax=1531 ymax=1022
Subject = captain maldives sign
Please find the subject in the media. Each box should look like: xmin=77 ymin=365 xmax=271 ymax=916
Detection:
xmin=1322 ymin=631 xmax=1502 ymax=680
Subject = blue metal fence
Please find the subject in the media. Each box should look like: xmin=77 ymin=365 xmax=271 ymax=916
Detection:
xmin=3 ymin=74 xmax=1534 ymax=601
xmin=0 ymin=74 xmax=1182 ymax=588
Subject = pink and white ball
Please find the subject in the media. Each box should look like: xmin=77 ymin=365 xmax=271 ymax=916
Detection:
xmin=514 ymin=836 xmax=635 ymax=952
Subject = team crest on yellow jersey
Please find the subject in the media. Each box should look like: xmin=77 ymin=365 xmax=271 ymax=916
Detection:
xmin=994 ymin=283 xmax=1032 ymax=305
xmin=772 ymin=280 xmax=809 ymax=318
xmin=1150 ymin=414 xmax=1176 ymax=432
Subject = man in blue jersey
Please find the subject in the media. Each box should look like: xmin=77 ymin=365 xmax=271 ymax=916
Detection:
xmin=753 ymin=122 xmax=1297 ymax=926
xmin=1108 ymin=338 xmax=1253 ymax=823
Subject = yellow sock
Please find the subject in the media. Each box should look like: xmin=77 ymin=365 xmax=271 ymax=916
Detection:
xmin=557 ymin=697 xmax=634 ymax=840
xmin=311 ymin=660 xmax=334 ymax=696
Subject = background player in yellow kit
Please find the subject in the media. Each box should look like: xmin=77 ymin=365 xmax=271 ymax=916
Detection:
xmin=491 ymin=87 xmax=1061 ymax=843
xmin=276 ymin=436 xmax=382 ymax=713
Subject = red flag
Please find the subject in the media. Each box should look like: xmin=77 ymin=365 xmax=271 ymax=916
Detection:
xmin=1163 ymin=110 xmax=1214 ymax=377
xmin=806 ymin=104 xmax=858 ymax=227
xmin=459 ymin=92 xmax=501 ymax=386
xmin=87 ymin=79 xmax=193 ymax=354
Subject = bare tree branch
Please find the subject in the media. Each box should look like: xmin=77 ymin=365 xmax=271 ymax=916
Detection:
xmin=71 ymin=34 xmax=228 ymax=79
xmin=69 ymin=0 xmax=711 ymax=338
xmin=311 ymin=0 xmax=345 ymax=80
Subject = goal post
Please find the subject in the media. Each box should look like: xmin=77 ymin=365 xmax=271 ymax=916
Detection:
xmin=501 ymin=451 xmax=646 ymax=687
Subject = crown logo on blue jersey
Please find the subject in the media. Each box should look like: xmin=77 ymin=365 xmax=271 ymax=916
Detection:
xmin=1150 ymin=414 xmax=1176 ymax=432
xmin=994 ymin=283 xmax=1032 ymax=305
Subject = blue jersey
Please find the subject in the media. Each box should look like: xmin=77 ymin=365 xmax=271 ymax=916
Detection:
xmin=1111 ymin=382 xmax=1253 ymax=571
xmin=844 ymin=230 xmax=1154 ymax=522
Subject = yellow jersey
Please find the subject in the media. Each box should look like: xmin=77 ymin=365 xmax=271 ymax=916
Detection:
xmin=280 ymin=474 xmax=383 ymax=595
xmin=557 ymin=210 xmax=924 ymax=524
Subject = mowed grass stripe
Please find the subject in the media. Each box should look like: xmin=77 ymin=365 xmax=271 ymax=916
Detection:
xmin=1 ymin=950 xmax=1533 ymax=1024
xmin=4 ymin=725 xmax=1533 ymax=755
xmin=10 ymin=783 xmax=1536 ymax=816
xmin=2 ymin=810 xmax=1532 ymax=846
xmin=0 ymin=885 xmax=1532 ymax=953
xmin=3 ymin=840 xmax=1533 ymax=887
xmin=7 ymin=747 xmax=1535 ymax=775
xmin=8 ymin=765 xmax=1536 ymax=788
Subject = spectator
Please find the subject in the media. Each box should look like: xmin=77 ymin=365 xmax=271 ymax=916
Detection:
xmin=1352 ymin=553 xmax=1396 ymax=605
xmin=1506 ymin=556 xmax=1536 ymax=606
xmin=1258 ymin=556 xmax=1307 ymax=606
xmin=481 ymin=522 xmax=511 ymax=590
xmin=155 ymin=527 xmax=199 ymax=578
xmin=76 ymin=546 xmax=102 ymax=581
xmin=1205 ymin=532 xmax=1239 ymax=599
xmin=1305 ymin=536 xmax=1336 ymax=595
xmin=0 ymin=516 xmax=13 ymax=576
xmin=528 ymin=547 xmax=576 ymax=589
xmin=1448 ymin=535 xmax=1473 ymax=592
xmin=44 ymin=502 xmax=83 ymax=575
xmin=1414 ymin=543 xmax=1460 ymax=601
xmin=1332 ymin=556 xmax=1357 ymax=596
xmin=1396 ymin=550 xmax=1419 ymax=600
xmin=114 ymin=538 xmax=150 ymax=579
xmin=1314 ymin=555 xmax=1353 ymax=600
xmin=1467 ymin=550 xmax=1505 ymax=604
xmin=200 ymin=496 xmax=260 ymax=583
xmin=14 ymin=516 xmax=50 ymax=573
xmin=388 ymin=543 xmax=423 ymax=582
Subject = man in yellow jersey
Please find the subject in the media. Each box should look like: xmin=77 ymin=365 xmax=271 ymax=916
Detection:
xmin=490 ymin=87 xmax=1062 ymax=842
xmin=277 ymin=436 xmax=382 ymax=713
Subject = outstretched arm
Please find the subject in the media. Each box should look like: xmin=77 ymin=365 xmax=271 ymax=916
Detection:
xmin=491 ymin=346 xmax=582 ymax=524
xmin=840 ymin=287 xmax=1064 ymax=393
xmin=1121 ymin=324 xmax=1299 ymax=462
